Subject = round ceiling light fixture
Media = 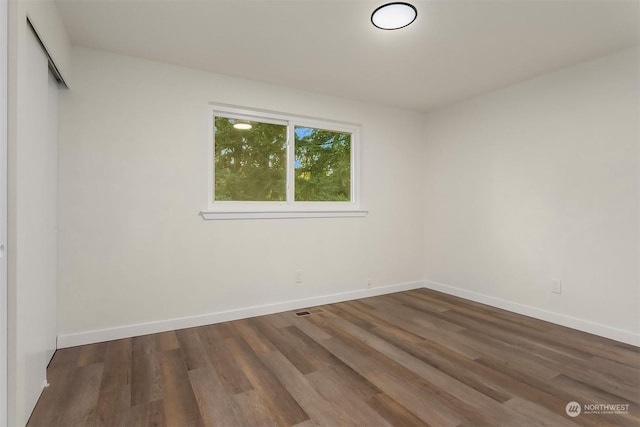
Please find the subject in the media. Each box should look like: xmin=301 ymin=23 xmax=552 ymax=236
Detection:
xmin=233 ymin=122 xmax=252 ymax=130
xmin=371 ymin=2 xmax=417 ymax=30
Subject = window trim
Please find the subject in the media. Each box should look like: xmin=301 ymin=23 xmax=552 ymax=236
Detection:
xmin=201 ymin=104 xmax=367 ymax=220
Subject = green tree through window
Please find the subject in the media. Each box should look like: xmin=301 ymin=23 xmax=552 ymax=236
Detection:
xmin=295 ymin=127 xmax=351 ymax=201
xmin=212 ymin=111 xmax=356 ymax=206
xmin=214 ymin=117 xmax=287 ymax=201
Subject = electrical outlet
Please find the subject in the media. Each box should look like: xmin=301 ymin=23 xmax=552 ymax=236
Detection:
xmin=367 ymin=278 xmax=373 ymax=289
xmin=551 ymin=279 xmax=562 ymax=294
xmin=295 ymin=270 xmax=303 ymax=284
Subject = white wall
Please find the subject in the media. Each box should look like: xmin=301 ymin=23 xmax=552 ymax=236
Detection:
xmin=423 ymin=48 xmax=640 ymax=345
xmin=7 ymin=1 xmax=68 ymax=425
xmin=57 ymin=48 xmax=425 ymax=344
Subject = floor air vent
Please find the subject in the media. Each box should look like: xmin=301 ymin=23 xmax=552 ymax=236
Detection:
xmin=294 ymin=308 xmax=324 ymax=317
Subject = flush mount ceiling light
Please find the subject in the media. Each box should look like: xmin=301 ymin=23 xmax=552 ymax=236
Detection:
xmin=233 ymin=122 xmax=252 ymax=130
xmin=371 ymin=2 xmax=417 ymax=30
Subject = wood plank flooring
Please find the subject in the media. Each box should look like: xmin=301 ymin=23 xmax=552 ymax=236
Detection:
xmin=28 ymin=289 xmax=640 ymax=426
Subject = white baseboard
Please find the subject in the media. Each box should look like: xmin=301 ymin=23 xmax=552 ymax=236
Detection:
xmin=424 ymin=279 xmax=640 ymax=347
xmin=57 ymin=280 xmax=425 ymax=348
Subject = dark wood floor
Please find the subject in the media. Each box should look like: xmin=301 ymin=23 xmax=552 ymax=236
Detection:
xmin=28 ymin=289 xmax=640 ymax=427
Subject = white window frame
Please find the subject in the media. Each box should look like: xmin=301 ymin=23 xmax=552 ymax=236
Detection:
xmin=201 ymin=104 xmax=367 ymax=220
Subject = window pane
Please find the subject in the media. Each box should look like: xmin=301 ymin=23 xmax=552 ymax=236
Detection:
xmin=295 ymin=126 xmax=351 ymax=202
xmin=214 ymin=117 xmax=287 ymax=201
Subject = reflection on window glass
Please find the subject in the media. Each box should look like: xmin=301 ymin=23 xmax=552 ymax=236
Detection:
xmin=295 ymin=126 xmax=351 ymax=202
xmin=214 ymin=117 xmax=287 ymax=201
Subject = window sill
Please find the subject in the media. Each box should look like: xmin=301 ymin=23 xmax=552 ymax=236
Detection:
xmin=200 ymin=209 xmax=368 ymax=220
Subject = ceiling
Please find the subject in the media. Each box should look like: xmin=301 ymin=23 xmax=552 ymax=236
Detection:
xmin=55 ymin=0 xmax=639 ymax=113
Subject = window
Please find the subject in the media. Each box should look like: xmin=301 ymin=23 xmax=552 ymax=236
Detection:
xmin=214 ymin=116 xmax=287 ymax=202
xmin=295 ymin=126 xmax=351 ymax=202
xmin=202 ymin=105 xmax=365 ymax=219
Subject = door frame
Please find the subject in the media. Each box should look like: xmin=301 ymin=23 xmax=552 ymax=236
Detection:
xmin=0 ymin=0 xmax=8 ymax=424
